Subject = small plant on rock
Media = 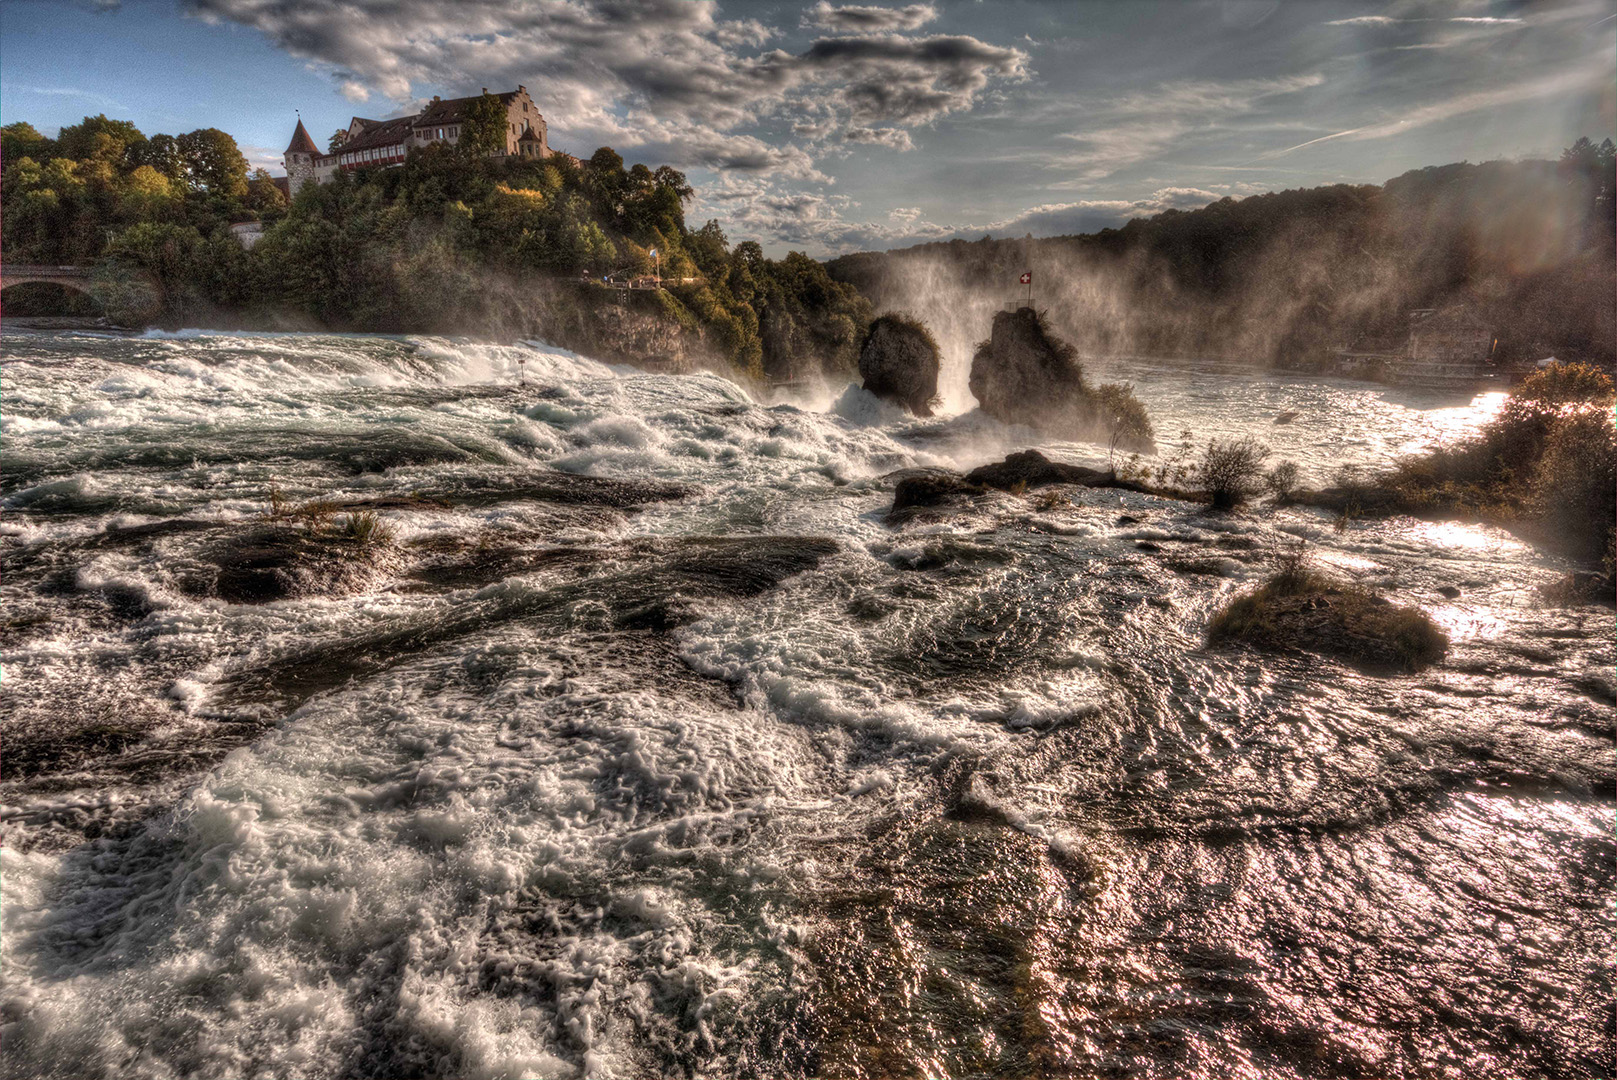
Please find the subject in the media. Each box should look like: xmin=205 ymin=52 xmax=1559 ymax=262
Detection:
xmin=338 ymin=511 xmax=397 ymax=548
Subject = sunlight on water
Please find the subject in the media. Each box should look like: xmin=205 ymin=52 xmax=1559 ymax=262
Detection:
xmin=1406 ymin=520 xmax=1506 ymax=551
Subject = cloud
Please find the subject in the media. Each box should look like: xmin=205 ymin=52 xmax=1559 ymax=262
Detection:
xmin=791 ymin=34 xmax=1028 ymax=126
xmin=183 ymin=0 xmax=1022 ymax=178
xmin=338 ymin=80 xmax=370 ymax=103
xmin=1325 ymin=15 xmax=1400 ymax=25
xmin=980 ymin=187 xmax=1224 ymax=237
xmin=239 ymin=142 xmax=287 ymax=173
xmin=699 ymin=171 xmax=1224 ymax=255
xmin=803 ymin=2 xmax=938 ymax=32
xmin=2 ymin=83 xmax=125 ymax=111
xmin=843 ymin=125 xmax=915 ymax=149
xmin=1050 ymin=73 xmax=1322 ymax=179
xmin=1263 ymin=62 xmax=1610 ymax=158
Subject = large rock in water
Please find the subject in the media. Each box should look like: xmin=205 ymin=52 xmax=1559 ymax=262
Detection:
xmin=859 ymin=315 xmax=941 ymax=416
xmin=968 ymin=307 xmax=1154 ymax=451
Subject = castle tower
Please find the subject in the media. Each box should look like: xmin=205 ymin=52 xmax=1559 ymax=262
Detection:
xmin=283 ymin=118 xmax=321 ymax=197
xmin=517 ymin=120 xmax=549 ymax=159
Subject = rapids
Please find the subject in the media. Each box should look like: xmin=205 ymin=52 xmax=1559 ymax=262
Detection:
xmin=2 ymin=330 xmax=1611 ymax=1079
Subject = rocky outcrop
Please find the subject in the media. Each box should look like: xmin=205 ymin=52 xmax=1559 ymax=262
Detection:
xmin=966 ymin=449 xmax=1104 ymax=490
xmin=968 ymin=307 xmax=1155 ymax=451
xmin=885 ymin=450 xmax=1161 ymax=525
xmin=859 ymin=314 xmax=941 ymax=416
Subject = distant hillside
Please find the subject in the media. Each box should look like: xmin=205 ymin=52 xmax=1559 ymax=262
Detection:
xmin=828 ymin=142 xmax=1615 ymax=370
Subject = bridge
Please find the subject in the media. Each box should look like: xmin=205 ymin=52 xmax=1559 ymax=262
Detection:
xmin=1 ymin=264 xmax=95 ymax=293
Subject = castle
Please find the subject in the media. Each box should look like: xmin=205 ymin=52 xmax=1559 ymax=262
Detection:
xmin=283 ymin=86 xmax=555 ymax=196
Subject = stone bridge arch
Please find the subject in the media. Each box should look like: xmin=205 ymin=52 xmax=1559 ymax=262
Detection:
xmin=2 ymin=264 xmax=159 ymax=321
xmin=2 ymin=264 xmax=97 ymax=294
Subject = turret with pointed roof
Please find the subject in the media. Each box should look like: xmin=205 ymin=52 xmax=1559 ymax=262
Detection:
xmin=284 ymin=118 xmax=320 ymax=156
xmin=283 ymin=117 xmax=322 ymax=198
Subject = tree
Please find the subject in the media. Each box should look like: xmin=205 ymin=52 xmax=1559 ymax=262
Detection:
xmin=131 ymin=133 xmax=187 ymax=184
xmin=55 ymin=114 xmax=144 ymax=164
xmin=458 ymin=93 xmax=507 ymax=159
xmin=653 ymin=165 xmax=694 ymax=203
xmin=119 ymin=164 xmax=179 ymax=220
xmin=176 ymin=128 xmax=249 ymax=196
xmin=329 ymin=129 xmax=350 ymax=154
xmin=245 ymin=168 xmax=288 ymax=215
xmin=2 ymin=122 xmax=53 ymax=168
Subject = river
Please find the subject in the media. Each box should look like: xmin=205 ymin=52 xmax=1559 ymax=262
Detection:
xmin=2 ymin=329 xmax=1611 ymax=1079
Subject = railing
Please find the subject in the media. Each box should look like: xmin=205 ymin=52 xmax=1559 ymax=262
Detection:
xmin=3 ymin=264 xmax=91 ymax=277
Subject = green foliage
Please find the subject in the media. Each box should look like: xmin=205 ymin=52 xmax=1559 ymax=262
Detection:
xmin=1 ymin=110 xmax=872 ymax=382
xmin=2 ymin=122 xmax=54 ymax=165
xmin=175 ymin=128 xmax=249 ymax=196
xmin=459 ymin=94 xmax=508 ymax=159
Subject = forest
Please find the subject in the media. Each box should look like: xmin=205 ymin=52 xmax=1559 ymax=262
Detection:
xmin=0 ymin=112 xmax=871 ymax=381
xmin=828 ymin=139 xmax=1616 ymax=368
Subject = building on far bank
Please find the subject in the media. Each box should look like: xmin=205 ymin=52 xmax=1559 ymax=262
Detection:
xmin=283 ymin=86 xmax=560 ymax=197
xmin=1333 ymin=302 xmax=1497 ymax=388
xmin=1406 ymin=305 xmax=1494 ymax=365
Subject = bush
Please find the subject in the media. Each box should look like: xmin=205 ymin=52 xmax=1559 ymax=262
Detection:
xmin=1091 ymin=382 xmax=1156 ymax=455
xmin=1197 ymin=436 xmax=1270 ymax=509
xmin=1532 ymin=406 xmax=1616 ymax=568
xmin=1264 ymin=460 xmax=1301 ymax=501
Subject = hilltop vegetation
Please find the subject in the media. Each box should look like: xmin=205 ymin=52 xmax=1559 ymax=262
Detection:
xmin=1 ymin=115 xmax=870 ymax=382
xmin=829 ymin=141 xmax=1616 ymax=368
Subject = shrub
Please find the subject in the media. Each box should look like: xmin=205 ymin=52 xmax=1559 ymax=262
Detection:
xmin=1197 ymin=436 xmax=1270 ymax=509
xmin=1091 ymin=382 xmax=1156 ymax=455
xmin=1264 ymin=460 xmax=1301 ymax=502
xmin=1270 ymin=540 xmax=1318 ymax=593
xmin=1532 ymin=406 xmax=1616 ymax=568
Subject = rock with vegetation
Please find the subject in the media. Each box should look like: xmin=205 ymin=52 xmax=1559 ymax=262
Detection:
xmin=858 ymin=314 xmax=942 ymax=415
xmin=968 ymin=307 xmax=1154 ymax=451
xmin=1208 ymin=550 xmax=1448 ymax=673
xmin=195 ymin=510 xmax=401 ymax=604
xmin=1297 ymin=362 xmax=1616 ymax=576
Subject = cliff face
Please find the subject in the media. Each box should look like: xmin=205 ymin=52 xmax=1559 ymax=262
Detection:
xmin=526 ymin=284 xmax=704 ymax=373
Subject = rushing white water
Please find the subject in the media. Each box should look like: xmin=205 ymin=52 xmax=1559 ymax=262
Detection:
xmin=2 ymin=330 xmax=1610 ymax=1080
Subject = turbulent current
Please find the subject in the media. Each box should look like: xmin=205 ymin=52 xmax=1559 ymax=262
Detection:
xmin=2 ymin=330 xmax=1611 ymax=1080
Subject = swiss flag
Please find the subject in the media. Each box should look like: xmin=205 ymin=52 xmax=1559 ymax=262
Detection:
xmin=1019 ymin=271 xmax=1032 ymax=285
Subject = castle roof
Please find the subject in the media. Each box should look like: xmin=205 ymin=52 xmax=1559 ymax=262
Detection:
xmin=336 ymin=115 xmax=417 ymax=155
xmin=284 ymin=119 xmax=320 ymax=156
xmin=517 ymin=122 xmax=543 ymax=143
xmin=414 ymin=89 xmax=524 ymax=128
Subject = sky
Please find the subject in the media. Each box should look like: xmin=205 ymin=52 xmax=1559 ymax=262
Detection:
xmin=3 ymin=0 xmax=1613 ymax=256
